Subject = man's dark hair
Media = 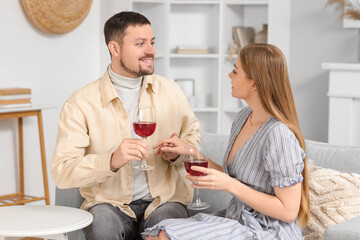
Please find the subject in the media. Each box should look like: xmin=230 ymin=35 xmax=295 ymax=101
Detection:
xmin=104 ymin=11 xmax=151 ymax=46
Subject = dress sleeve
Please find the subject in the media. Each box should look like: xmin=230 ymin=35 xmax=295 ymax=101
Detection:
xmin=263 ymin=123 xmax=305 ymax=188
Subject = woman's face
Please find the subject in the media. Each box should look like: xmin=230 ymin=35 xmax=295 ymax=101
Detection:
xmin=228 ymin=56 xmax=254 ymax=99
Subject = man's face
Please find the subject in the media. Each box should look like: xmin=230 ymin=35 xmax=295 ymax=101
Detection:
xmin=116 ymin=24 xmax=156 ymax=78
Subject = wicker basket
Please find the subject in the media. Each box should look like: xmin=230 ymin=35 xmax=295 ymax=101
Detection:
xmin=20 ymin=0 xmax=93 ymax=34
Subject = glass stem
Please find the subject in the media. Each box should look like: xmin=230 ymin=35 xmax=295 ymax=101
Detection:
xmin=194 ymin=188 xmax=201 ymax=204
xmin=141 ymin=157 xmax=147 ymax=167
xmin=141 ymin=137 xmax=147 ymax=168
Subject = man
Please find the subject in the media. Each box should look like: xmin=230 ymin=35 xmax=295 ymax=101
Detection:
xmin=51 ymin=11 xmax=200 ymax=240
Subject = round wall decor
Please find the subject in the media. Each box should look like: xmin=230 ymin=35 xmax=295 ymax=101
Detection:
xmin=20 ymin=0 xmax=93 ymax=34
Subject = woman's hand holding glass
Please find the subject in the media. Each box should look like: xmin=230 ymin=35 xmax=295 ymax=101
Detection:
xmin=154 ymin=135 xmax=231 ymax=192
xmin=154 ymin=136 xmax=211 ymax=210
xmin=184 ymin=145 xmax=210 ymax=210
xmin=185 ymin=167 xmax=234 ymax=192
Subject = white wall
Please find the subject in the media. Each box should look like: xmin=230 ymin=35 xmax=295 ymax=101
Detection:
xmin=290 ymin=0 xmax=358 ymax=142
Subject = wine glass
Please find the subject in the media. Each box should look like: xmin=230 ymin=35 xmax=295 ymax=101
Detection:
xmin=133 ymin=106 xmax=156 ymax=170
xmin=184 ymin=146 xmax=210 ymax=210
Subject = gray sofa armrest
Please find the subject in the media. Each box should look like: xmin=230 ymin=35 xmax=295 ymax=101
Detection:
xmin=55 ymin=187 xmax=84 ymax=208
xmin=55 ymin=187 xmax=86 ymax=240
xmin=324 ymin=215 xmax=360 ymax=240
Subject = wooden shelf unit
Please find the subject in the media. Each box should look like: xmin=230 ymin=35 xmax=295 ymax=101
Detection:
xmin=0 ymin=108 xmax=50 ymax=206
xmin=130 ymin=0 xmax=290 ymax=134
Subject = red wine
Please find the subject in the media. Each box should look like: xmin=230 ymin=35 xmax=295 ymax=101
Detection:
xmin=133 ymin=121 xmax=156 ymax=138
xmin=184 ymin=159 xmax=208 ymax=176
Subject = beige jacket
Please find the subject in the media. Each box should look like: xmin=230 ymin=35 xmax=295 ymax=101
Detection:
xmin=51 ymin=70 xmax=200 ymax=220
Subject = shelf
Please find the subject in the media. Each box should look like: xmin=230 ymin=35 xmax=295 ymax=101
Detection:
xmin=224 ymin=109 xmax=241 ymax=114
xmin=171 ymin=0 xmax=220 ymax=5
xmin=170 ymin=53 xmax=219 ymax=58
xmin=0 ymin=193 xmax=47 ymax=206
xmin=322 ymin=62 xmax=360 ymax=71
xmin=133 ymin=0 xmax=267 ymax=5
xmin=131 ymin=0 xmax=290 ymax=134
xmin=155 ymin=55 xmax=165 ymax=59
xmin=193 ymin=107 xmax=218 ymax=112
xmin=224 ymin=0 xmax=268 ymax=5
xmin=133 ymin=0 xmax=165 ymax=3
xmin=224 ymin=53 xmax=237 ymax=60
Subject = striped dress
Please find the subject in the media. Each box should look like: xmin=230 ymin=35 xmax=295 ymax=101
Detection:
xmin=142 ymin=107 xmax=305 ymax=240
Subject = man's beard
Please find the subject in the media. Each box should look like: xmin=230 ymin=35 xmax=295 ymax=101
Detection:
xmin=120 ymin=55 xmax=154 ymax=77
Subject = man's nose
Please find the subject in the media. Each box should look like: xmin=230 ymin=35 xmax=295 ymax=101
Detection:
xmin=145 ymin=43 xmax=155 ymax=55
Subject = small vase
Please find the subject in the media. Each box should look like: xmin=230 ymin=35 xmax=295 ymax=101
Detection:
xmin=254 ymin=24 xmax=268 ymax=44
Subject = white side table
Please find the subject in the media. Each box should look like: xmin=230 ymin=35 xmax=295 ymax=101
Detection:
xmin=0 ymin=205 xmax=93 ymax=240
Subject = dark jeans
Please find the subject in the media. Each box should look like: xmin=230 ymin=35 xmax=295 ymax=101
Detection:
xmin=85 ymin=200 xmax=189 ymax=240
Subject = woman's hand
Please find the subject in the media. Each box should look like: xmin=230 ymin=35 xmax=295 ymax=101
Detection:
xmin=154 ymin=133 xmax=190 ymax=160
xmin=185 ymin=166 xmax=235 ymax=191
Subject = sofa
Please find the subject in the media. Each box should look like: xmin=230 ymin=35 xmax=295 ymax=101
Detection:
xmin=55 ymin=132 xmax=360 ymax=240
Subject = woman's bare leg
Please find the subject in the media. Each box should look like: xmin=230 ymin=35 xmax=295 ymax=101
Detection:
xmin=159 ymin=230 xmax=169 ymax=240
xmin=146 ymin=230 xmax=169 ymax=240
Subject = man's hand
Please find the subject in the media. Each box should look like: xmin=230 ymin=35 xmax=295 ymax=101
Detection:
xmin=110 ymin=138 xmax=147 ymax=170
xmin=154 ymin=133 xmax=188 ymax=161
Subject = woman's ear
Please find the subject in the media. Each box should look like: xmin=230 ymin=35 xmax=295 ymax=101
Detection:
xmin=108 ymin=41 xmax=120 ymax=57
xmin=251 ymin=81 xmax=257 ymax=91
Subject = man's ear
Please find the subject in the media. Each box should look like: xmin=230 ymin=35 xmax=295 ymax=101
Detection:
xmin=108 ymin=41 xmax=120 ymax=57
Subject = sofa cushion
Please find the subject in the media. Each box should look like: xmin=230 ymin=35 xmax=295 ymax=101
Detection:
xmin=305 ymin=140 xmax=360 ymax=174
xmin=200 ymin=132 xmax=230 ymax=165
xmin=302 ymin=164 xmax=360 ymax=240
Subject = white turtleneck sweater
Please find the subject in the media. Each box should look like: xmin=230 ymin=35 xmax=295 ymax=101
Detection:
xmin=108 ymin=66 xmax=153 ymax=201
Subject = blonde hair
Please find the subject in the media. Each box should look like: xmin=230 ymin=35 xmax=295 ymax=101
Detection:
xmin=239 ymin=44 xmax=310 ymax=226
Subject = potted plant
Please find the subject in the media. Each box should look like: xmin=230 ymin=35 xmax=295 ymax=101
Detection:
xmin=327 ymin=0 xmax=360 ymax=20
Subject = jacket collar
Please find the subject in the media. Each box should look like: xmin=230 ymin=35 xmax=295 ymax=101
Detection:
xmin=99 ymin=68 xmax=157 ymax=108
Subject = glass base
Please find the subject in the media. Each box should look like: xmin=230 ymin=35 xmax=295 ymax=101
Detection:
xmin=134 ymin=164 xmax=154 ymax=171
xmin=187 ymin=201 xmax=210 ymax=210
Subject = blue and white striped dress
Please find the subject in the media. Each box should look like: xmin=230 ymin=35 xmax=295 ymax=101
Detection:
xmin=142 ymin=107 xmax=305 ymax=240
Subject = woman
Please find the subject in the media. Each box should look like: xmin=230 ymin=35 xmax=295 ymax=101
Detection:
xmin=144 ymin=43 xmax=310 ymax=240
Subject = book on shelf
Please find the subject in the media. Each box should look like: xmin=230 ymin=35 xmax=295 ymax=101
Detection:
xmin=232 ymin=26 xmax=255 ymax=49
xmin=0 ymin=87 xmax=32 ymax=108
xmin=0 ymin=98 xmax=31 ymax=105
xmin=0 ymin=93 xmax=32 ymax=100
xmin=176 ymin=46 xmax=209 ymax=54
xmin=0 ymin=87 xmax=31 ymax=95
